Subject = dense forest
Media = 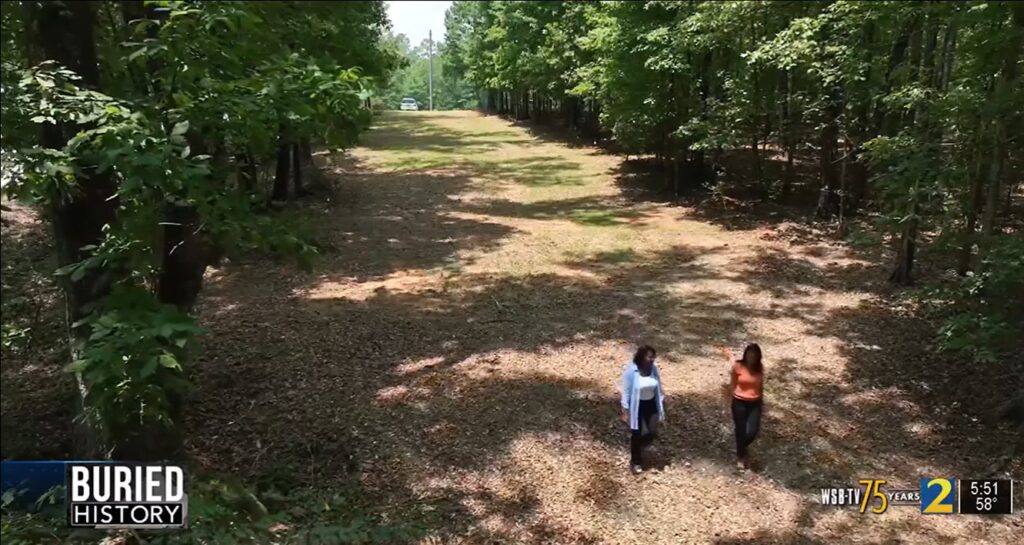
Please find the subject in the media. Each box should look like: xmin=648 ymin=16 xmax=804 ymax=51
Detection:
xmin=1 ymin=1 xmax=407 ymax=541
xmin=445 ymin=0 xmax=1023 ymax=365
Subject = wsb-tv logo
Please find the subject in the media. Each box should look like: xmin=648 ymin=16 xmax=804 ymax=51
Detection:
xmin=820 ymin=478 xmax=956 ymax=514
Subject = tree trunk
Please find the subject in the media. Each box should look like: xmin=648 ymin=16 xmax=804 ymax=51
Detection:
xmin=272 ymin=139 xmax=290 ymax=201
xmin=889 ymin=202 xmax=918 ymax=285
xmin=25 ymin=0 xmax=115 ymax=459
xmin=815 ymin=86 xmax=841 ymax=219
xmin=957 ymin=146 xmax=986 ymax=275
xmin=836 ymin=141 xmax=849 ymax=238
xmin=847 ymin=21 xmax=877 ymax=214
xmin=877 ymin=22 xmax=912 ymax=136
xmin=571 ymin=96 xmax=580 ymax=130
xmin=156 ymin=204 xmax=206 ymax=312
xmin=782 ymin=69 xmax=795 ymax=199
xmin=752 ymin=135 xmax=761 ymax=187
xmin=292 ymin=143 xmax=303 ymax=197
xmin=938 ymin=25 xmax=958 ymax=91
xmin=237 ymin=153 xmax=257 ymax=191
xmin=889 ymin=18 xmax=935 ymax=285
xmin=112 ymin=0 xmax=198 ymax=460
xmin=695 ymin=50 xmax=712 ymax=182
xmin=980 ymin=134 xmax=1005 ymax=239
xmin=980 ymin=27 xmax=1018 ymax=245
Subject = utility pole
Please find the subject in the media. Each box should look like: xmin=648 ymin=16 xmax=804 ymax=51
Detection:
xmin=428 ymin=29 xmax=434 ymax=111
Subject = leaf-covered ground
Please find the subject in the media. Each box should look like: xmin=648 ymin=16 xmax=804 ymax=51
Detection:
xmin=186 ymin=111 xmax=1024 ymax=545
xmin=186 ymin=111 xmax=1022 ymax=543
xmin=3 ymin=111 xmax=1020 ymax=543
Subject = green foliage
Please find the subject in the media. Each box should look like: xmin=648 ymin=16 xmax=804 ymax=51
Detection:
xmin=0 ymin=1 xmax=395 ymax=456
xmin=67 ymin=285 xmax=199 ymax=448
xmin=377 ymin=34 xmax=477 ymax=110
xmin=931 ymin=235 xmax=1024 ymax=364
xmin=0 ymin=487 xmax=67 ymax=545
xmin=446 ymin=0 xmax=1023 ymax=363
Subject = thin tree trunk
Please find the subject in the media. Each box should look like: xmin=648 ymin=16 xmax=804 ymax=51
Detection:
xmin=889 ymin=203 xmax=918 ymax=284
xmin=889 ymin=18 xmax=934 ymax=285
xmin=752 ymin=135 xmax=761 ymax=187
xmin=695 ymin=50 xmax=712 ymax=182
xmin=957 ymin=145 xmax=986 ymax=275
xmin=815 ymin=86 xmax=841 ymax=219
xmin=292 ymin=143 xmax=303 ymax=197
xmin=980 ymin=135 xmax=1005 ymax=239
xmin=156 ymin=204 xmax=206 ymax=312
xmin=237 ymin=153 xmax=257 ymax=191
xmin=836 ymin=140 xmax=849 ymax=238
xmin=782 ymin=69 xmax=795 ymax=198
xmin=272 ymin=139 xmax=290 ymax=201
xmin=939 ymin=25 xmax=957 ymax=91
xmin=25 ymin=0 xmax=114 ymax=459
xmin=980 ymin=28 xmax=1018 ymax=244
xmin=877 ymin=22 xmax=912 ymax=136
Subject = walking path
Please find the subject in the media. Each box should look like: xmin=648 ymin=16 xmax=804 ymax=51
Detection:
xmin=191 ymin=111 xmax=1020 ymax=544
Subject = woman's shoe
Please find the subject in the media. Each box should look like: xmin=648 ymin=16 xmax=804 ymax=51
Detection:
xmin=630 ymin=464 xmax=643 ymax=475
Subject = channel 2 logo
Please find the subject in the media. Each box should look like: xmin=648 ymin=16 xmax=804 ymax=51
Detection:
xmin=920 ymin=478 xmax=956 ymax=514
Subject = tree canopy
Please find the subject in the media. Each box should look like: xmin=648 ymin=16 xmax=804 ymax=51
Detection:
xmin=1 ymin=0 xmax=398 ymax=459
xmin=444 ymin=0 xmax=1023 ymax=364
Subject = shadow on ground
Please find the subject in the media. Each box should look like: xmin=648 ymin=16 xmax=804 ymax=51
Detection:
xmin=0 ymin=205 xmax=75 ymax=459
xmin=185 ymin=113 xmax=1022 ymax=543
xmin=1 ymin=111 xmax=1011 ymax=544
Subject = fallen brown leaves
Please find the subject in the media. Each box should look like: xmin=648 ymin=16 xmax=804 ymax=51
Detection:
xmin=3 ymin=113 xmax=1020 ymax=544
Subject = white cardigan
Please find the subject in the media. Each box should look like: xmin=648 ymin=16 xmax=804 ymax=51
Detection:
xmin=620 ymin=362 xmax=666 ymax=430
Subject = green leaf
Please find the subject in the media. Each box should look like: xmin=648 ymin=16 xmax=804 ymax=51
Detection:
xmin=70 ymin=265 xmax=88 ymax=282
xmin=171 ymin=121 xmax=190 ymax=136
xmin=55 ymin=263 xmax=78 ymax=277
xmin=128 ymin=47 xmax=149 ymax=63
xmin=158 ymin=353 xmax=180 ymax=370
xmin=65 ymin=360 xmax=88 ymax=374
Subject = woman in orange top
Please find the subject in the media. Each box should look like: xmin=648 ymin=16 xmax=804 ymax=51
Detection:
xmin=718 ymin=343 xmax=764 ymax=470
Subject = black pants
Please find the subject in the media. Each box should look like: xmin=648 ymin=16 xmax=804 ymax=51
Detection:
xmin=731 ymin=397 xmax=762 ymax=458
xmin=630 ymin=398 xmax=658 ymax=465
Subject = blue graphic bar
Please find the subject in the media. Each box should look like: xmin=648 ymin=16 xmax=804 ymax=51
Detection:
xmin=1 ymin=461 xmax=114 ymax=507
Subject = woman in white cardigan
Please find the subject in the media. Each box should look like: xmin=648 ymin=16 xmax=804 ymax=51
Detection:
xmin=619 ymin=345 xmax=665 ymax=474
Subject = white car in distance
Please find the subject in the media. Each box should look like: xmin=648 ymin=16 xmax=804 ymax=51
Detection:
xmin=400 ymin=97 xmax=419 ymax=111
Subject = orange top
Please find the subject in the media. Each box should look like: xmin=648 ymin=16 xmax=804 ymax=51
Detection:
xmin=732 ymin=361 xmax=763 ymax=401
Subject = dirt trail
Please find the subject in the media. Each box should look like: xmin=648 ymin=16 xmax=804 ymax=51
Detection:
xmin=191 ymin=111 xmax=1021 ymax=544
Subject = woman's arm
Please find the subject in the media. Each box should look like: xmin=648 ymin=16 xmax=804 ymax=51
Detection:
xmin=716 ymin=346 xmax=735 ymax=401
xmin=620 ymin=365 xmax=632 ymax=422
xmin=723 ymin=362 xmax=737 ymax=410
xmin=715 ymin=345 xmax=734 ymax=364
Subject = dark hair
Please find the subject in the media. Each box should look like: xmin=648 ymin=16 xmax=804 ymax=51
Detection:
xmin=633 ymin=345 xmax=656 ymax=367
xmin=740 ymin=343 xmax=763 ymax=374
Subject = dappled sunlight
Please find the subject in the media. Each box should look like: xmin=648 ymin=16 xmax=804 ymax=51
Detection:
xmin=394 ymin=356 xmax=448 ymax=377
xmin=298 ymin=270 xmax=445 ymax=301
xmin=185 ymin=111 xmax=1021 ymax=544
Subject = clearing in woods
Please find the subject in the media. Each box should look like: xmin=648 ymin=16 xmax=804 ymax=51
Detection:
xmin=190 ymin=111 xmax=1019 ymax=544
